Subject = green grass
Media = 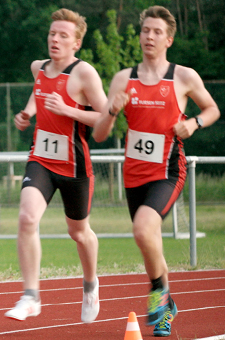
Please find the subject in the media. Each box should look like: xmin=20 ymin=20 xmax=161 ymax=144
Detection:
xmin=0 ymin=204 xmax=224 ymax=281
xmin=0 ymin=173 xmax=224 ymax=281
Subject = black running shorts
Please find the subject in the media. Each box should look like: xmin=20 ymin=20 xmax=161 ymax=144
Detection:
xmin=125 ymin=178 xmax=186 ymax=221
xmin=22 ymin=161 xmax=94 ymax=220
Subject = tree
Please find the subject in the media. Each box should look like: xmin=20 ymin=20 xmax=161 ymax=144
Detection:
xmin=81 ymin=10 xmax=142 ymax=140
xmin=0 ymin=0 xmax=58 ymax=82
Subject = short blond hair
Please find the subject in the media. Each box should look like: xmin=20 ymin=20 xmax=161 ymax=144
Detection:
xmin=51 ymin=8 xmax=87 ymax=42
xmin=140 ymin=6 xmax=177 ymax=38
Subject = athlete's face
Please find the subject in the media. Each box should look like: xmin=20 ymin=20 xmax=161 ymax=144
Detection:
xmin=48 ymin=20 xmax=81 ymax=60
xmin=140 ymin=17 xmax=173 ymax=59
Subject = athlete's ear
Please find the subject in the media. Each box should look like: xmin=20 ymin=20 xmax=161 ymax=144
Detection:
xmin=166 ymin=36 xmax=173 ymax=48
xmin=73 ymin=39 xmax=82 ymax=52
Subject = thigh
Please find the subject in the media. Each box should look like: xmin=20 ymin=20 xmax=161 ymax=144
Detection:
xmin=57 ymin=175 xmax=94 ymax=220
xmin=144 ymin=179 xmax=182 ymax=219
xmin=22 ymin=161 xmax=56 ymax=204
xmin=126 ymin=178 xmax=185 ymax=221
xmin=125 ymin=183 xmax=149 ymax=221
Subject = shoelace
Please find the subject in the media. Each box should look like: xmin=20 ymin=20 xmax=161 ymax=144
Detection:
xmin=155 ymin=310 xmax=173 ymax=330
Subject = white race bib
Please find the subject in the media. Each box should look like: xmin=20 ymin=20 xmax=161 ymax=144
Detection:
xmin=34 ymin=129 xmax=69 ymax=161
xmin=126 ymin=129 xmax=165 ymax=163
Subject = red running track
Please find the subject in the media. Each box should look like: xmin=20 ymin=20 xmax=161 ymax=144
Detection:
xmin=0 ymin=270 xmax=225 ymax=340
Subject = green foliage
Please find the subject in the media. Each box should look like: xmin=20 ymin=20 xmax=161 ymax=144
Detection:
xmin=0 ymin=1 xmax=59 ymax=81
xmin=81 ymin=10 xmax=142 ymax=138
xmin=168 ymin=35 xmax=224 ymax=80
xmin=122 ymin=24 xmax=142 ymax=68
xmin=92 ymin=10 xmax=123 ymax=92
xmin=0 ymin=1 xmax=224 ymax=161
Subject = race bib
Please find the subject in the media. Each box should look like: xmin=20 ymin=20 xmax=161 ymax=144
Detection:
xmin=34 ymin=129 xmax=69 ymax=161
xmin=126 ymin=129 xmax=165 ymax=163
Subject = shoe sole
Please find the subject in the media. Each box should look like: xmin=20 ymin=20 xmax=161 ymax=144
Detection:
xmin=5 ymin=306 xmax=41 ymax=321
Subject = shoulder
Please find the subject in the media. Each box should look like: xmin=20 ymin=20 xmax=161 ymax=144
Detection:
xmin=72 ymin=60 xmax=101 ymax=80
xmin=174 ymin=64 xmax=203 ymax=86
xmin=174 ymin=64 xmax=206 ymax=97
xmin=113 ymin=68 xmax=132 ymax=81
xmin=110 ymin=68 xmax=133 ymax=91
xmin=30 ymin=59 xmax=49 ymax=79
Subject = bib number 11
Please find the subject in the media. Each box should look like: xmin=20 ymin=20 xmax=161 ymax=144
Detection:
xmin=34 ymin=129 xmax=69 ymax=161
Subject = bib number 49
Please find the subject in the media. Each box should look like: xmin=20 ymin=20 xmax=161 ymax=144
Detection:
xmin=127 ymin=129 xmax=165 ymax=163
xmin=134 ymin=139 xmax=154 ymax=155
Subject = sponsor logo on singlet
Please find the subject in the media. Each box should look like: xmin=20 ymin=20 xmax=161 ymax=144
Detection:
xmin=131 ymin=96 xmax=165 ymax=107
xmin=131 ymin=87 xmax=137 ymax=94
xmin=35 ymin=89 xmax=49 ymax=97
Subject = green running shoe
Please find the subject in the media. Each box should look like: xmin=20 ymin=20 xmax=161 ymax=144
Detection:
xmin=146 ymin=288 xmax=169 ymax=325
xmin=153 ymin=302 xmax=178 ymax=337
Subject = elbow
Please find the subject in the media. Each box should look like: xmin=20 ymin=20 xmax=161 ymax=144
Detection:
xmin=92 ymin=132 xmax=107 ymax=143
xmin=217 ymin=108 xmax=221 ymax=120
xmin=214 ymin=106 xmax=221 ymax=123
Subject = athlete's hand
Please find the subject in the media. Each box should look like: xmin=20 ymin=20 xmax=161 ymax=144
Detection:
xmin=14 ymin=111 xmax=31 ymax=131
xmin=110 ymin=91 xmax=131 ymax=116
xmin=173 ymin=118 xmax=198 ymax=139
xmin=44 ymin=92 xmax=66 ymax=116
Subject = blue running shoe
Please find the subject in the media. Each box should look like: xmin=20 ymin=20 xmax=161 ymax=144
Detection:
xmin=146 ymin=288 xmax=169 ymax=325
xmin=153 ymin=302 xmax=178 ymax=337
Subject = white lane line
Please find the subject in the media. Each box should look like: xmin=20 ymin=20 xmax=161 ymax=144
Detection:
xmin=196 ymin=335 xmax=225 ymax=340
xmin=1 ymin=307 xmax=225 ymax=336
xmin=1 ymin=290 xmax=225 ymax=312
xmin=0 ymin=277 xmax=225 ymax=295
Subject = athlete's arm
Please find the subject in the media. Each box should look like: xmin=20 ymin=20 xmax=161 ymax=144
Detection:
xmin=14 ymin=60 xmax=46 ymax=131
xmin=173 ymin=66 xmax=220 ymax=139
xmin=93 ymin=68 xmax=131 ymax=143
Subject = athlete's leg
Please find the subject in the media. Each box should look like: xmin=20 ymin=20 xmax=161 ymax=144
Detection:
xmin=5 ymin=163 xmax=56 ymax=320
xmin=18 ymin=186 xmax=47 ymax=290
xmin=126 ymin=179 xmax=184 ymax=326
xmin=133 ymin=205 xmax=168 ymax=286
xmin=67 ymin=215 xmax=98 ymax=282
xmin=67 ymin=216 xmax=99 ymax=323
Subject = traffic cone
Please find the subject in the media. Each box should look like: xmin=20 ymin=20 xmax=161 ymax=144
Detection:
xmin=124 ymin=312 xmax=143 ymax=340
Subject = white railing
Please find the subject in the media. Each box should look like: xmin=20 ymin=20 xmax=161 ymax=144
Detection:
xmin=0 ymin=151 xmax=224 ymax=267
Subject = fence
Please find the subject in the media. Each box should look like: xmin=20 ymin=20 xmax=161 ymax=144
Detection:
xmin=0 ymin=151 xmax=224 ymax=266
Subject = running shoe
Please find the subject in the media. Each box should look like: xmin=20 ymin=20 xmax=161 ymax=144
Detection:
xmin=5 ymin=295 xmax=41 ymax=321
xmin=146 ymin=288 xmax=169 ymax=325
xmin=81 ymin=277 xmax=100 ymax=323
xmin=153 ymin=302 xmax=178 ymax=337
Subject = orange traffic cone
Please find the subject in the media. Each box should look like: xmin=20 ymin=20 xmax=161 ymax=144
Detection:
xmin=124 ymin=312 xmax=143 ymax=340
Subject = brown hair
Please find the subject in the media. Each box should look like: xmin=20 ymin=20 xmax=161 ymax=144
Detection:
xmin=140 ymin=6 xmax=176 ymax=37
xmin=51 ymin=8 xmax=87 ymax=42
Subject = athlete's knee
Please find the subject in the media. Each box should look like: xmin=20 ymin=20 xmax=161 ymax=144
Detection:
xmin=133 ymin=216 xmax=161 ymax=248
xmin=67 ymin=222 xmax=89 ymax=243
xmin=133 ymin=222 xmax=150 ymax=247
xmin=18 ymin=210 xmax=39 ymax=233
